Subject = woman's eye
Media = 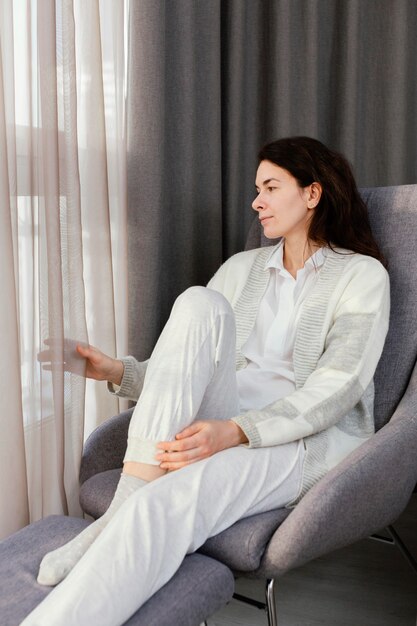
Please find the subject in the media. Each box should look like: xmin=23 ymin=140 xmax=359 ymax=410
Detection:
xmin=267 ymin=187 xmax=277 ymax=192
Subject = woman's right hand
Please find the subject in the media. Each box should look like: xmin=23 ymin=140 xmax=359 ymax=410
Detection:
xmin=38 ymin=339 xmax=124 ymax=386
xmin=75 ymin=344 xmax=124 ymax=385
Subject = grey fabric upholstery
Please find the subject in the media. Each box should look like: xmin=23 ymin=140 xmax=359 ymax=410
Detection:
xmin=79 ymin=468 xmax=121 ymax=518
xmin=78 ymin=185 xmax=417 ymax=593
xmin=79 ymin=408 xmax=132 ymax=484
xmin=0 ymin=516 xmax=234 ymax=626
xmin=362 ymin=185 xmax=417 ymax=429
xmin=0 ymin=516 xmax=90 ymax=626
xmin=199 ymin=508 xmax=290 ymax=571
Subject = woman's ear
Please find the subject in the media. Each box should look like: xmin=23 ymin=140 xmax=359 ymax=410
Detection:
xmin=308 ymin=182 xmax=322 ymax=209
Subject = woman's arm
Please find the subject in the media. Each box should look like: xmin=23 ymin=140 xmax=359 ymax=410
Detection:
xmin=38 ymin=340 xmax=147 ymax=402
xmin=106 ymin=355 xmax=149 ymax=401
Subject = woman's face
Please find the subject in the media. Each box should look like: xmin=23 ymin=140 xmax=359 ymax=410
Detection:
xmin=253 ymin=160 xmax=316 ymax=241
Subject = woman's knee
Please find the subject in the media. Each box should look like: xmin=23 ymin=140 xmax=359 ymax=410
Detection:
xmin=173 ymin=286 xmax=232 ymax=318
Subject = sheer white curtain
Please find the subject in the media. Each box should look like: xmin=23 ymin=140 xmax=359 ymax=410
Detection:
xmin=0 ymin=0 xmax=128 ymax=540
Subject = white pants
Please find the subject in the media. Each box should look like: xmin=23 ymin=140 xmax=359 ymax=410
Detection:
xmin=22 ymin=287 xmax=305 ymax=626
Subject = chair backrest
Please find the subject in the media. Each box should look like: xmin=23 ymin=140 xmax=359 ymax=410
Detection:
xmin=245 ymin=185 xmax=417 ymax=430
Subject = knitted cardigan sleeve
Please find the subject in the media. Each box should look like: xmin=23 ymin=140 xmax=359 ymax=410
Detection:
xmin=230 ymin=257 xmax=390 ymax=448
xmin=107 ymin=356 xmax=149 ymax=401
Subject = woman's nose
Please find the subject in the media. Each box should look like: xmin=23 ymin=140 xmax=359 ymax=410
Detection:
xmin=252 ymin=193 xmax=264 ymax=211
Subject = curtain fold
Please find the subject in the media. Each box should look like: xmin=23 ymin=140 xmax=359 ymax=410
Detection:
xmin=0 ymin=0 xmax=128 ymax=539
xmin=127 ymin=0 xmax=417 ymax=362
xmin=0 ymin=19 xmax=30 ymax=536
xmin=127 ymin=0 xmax=223 ymax=359
xmin=36 ymin=0 xmax=89 ymax=517
xmin=74 ymin=0 xmax=125 ymax=437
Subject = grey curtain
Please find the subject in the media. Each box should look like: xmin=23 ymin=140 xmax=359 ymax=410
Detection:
xmin=127 ymin=0 xmax=417 ymax=359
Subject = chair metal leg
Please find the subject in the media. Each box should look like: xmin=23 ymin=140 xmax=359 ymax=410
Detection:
xmin=233 ymin=591 xmax=266 ymax=610
xmin=265 ymin=578 xmax=278 ymax=626
xmin=370 ymin=525 xmax=417 ymax=574
xmin=233 ymin=578 xmax=278 ymax=624
xmin=387 ymin=525 xmax=417 ymax=574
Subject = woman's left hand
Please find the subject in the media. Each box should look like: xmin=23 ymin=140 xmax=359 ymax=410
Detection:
xmin=155 ymin=420 xmax=248 ymax=470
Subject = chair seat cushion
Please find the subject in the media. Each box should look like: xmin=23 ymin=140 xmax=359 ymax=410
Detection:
xmin=0 ymin=515 xmax=234 ymax=626
xmin=80 ymin=468 xmax=291 ymax=572
xmin=200 ymin=508 xmax=291 ymax=571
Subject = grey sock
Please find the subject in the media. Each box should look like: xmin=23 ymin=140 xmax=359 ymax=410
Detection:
xmin=37 ymin=473 xmax=147 ymax=586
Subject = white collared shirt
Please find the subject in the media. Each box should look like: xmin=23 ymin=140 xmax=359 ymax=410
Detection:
xmin=236 ymin=240 xmax=326 ymax=411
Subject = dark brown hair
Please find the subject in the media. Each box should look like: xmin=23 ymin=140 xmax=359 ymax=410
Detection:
xmin=258 ymin=136 xmax=386 ymax=265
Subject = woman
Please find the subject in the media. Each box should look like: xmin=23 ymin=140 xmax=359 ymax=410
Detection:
xmin=22 ymin=136 xmax=390 ymax=625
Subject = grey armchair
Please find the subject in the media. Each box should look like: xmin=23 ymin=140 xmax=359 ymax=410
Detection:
xmin=79 ymin=184 xmax=417 ymax=626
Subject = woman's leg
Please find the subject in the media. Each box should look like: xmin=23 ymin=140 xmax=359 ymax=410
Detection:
xmin=123 ymin=285 xmax=240 ymax=469
xmin=37 ymin=286 xmax=240 ymax=585
xmin=22 ymin=441 xmax=305 ymax=626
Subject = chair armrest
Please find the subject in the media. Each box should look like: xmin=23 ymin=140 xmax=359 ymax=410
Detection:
xmin=79 ymin=408 xmax=134 ymax=485
xmin=255 ymin=396 xmax=417 ymax=578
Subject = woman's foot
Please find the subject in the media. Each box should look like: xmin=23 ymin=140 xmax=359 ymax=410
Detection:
xmin=37 ymin=473 xmax=147 ymax=586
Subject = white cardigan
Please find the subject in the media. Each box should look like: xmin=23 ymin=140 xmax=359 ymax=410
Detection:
xmin=113 ymin=244 xmax=390 ymax=505
xmin=208 ymin=245 xmax=390 ymax=503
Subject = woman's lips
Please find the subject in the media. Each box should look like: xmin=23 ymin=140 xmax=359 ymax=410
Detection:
xmin=260 ymin=216 xmax=272 ymax=224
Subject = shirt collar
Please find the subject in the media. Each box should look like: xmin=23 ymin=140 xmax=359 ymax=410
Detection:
xmin=264 ymin=239 xmax=326 ymax=274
